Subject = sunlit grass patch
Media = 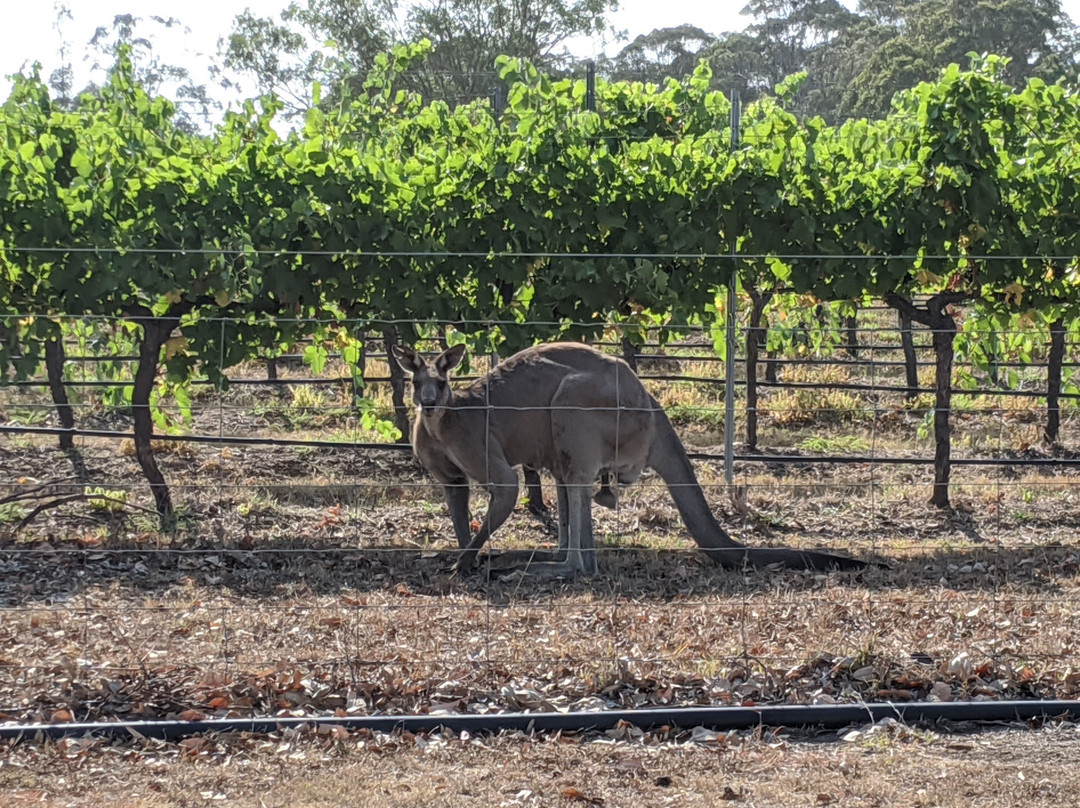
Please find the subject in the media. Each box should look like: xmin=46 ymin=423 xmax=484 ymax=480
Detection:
xmin=796 ymin=435 xmax=871 ymax=453
xmin=765 ymin=387 xmax=874 ymax=426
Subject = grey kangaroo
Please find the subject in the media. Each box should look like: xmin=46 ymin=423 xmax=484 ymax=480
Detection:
xmin=392 ymin=342 xmax=865 ymax=576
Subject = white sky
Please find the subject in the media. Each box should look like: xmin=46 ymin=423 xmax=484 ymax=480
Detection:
xmin=3 ymin=0 xmax=1080 ymax=107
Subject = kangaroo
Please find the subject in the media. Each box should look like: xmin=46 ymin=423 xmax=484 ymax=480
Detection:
xmin=392 ymin=342 xmax=865 ymax=576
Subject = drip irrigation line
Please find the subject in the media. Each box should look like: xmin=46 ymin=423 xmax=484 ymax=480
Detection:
xmin=686 ymin=452 xmax=1080 ymax=468
xmin=0 ymin=591 xmax=1075 ymax=610
xmin=7 ymin=372 xmax=1076 ymax=399
xmin=34 ymin=333 xmax=1079 ymax=359
xmin=3 ymin=376 xmax=368 ymax=389
xmin=2 ymin=313 xmax=1070 ymax=338
xmin=4 ymin=424 xmax=1079 ymax=467
xmin=641 ymin=375 xmax=1080 ymax=400
xmin=0 ymin=424 xmax=409 ymax=452
xmin=638 ymin=354 xmax=1080 ymax=370
xmin=20 ymin=351 xmax=1080 ymax=371
xmin=0 ymin=477 xmax=1065 ymax=494
xmin=2 ymin=700 xmax=1077 ymax=743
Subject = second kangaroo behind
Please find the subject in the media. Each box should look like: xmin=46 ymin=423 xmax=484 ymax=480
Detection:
xmin=392 ymin=342 xmax=865 ymax=576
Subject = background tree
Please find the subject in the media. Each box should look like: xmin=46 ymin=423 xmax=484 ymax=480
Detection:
xmin=600 ymin=25 xmax=715 ymax=82
xmin=225 ymin=0 xmax=617 ymax=113
xmin=591 ymin=0 xmax=1078 ymax=124
xmin=695 ymin=31 xmax=770 ymax=102
xmin=47 ymin=8 xmax=220 ymax=131
xmin=739 ymin=0 xmax=860 ymax=90
xmin=837 ymin=0 xmax=1076 ymax=119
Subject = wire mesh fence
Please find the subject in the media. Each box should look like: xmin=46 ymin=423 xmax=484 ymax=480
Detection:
xmin=1 ymin=311 xmax=1079 ymax=728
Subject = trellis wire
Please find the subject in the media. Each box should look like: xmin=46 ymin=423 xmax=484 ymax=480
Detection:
xmin=2 ymin=425 xmax=1079 ymax=468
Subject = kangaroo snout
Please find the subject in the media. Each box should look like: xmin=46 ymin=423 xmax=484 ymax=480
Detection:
xmin=418 ymin=390 xmax=439 ymax=413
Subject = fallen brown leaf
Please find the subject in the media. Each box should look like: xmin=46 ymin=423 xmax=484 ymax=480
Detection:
xmin=562 ymin=786 xmax=605 ymax=804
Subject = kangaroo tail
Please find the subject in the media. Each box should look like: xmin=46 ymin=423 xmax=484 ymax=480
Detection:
xmin=698 ymin=546 xmax=869 ymax=571
xmin=646 ymin=405 xmax=741 ymax=553
xmin=646 ymin=404 xmax=866 ymax=572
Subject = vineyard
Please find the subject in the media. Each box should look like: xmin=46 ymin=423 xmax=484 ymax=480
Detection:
xmin=2 ymin=45 xmax=1080 ymax=806
xmin=2 ymin=48 xmax=1080 ymax=515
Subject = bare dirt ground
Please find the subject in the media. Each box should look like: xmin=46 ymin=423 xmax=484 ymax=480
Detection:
xmin=2 ymin=343 xmax=1079 ymax=802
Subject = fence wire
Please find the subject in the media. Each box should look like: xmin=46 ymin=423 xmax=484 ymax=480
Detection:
xmin=0 ymin=313 xmax=1078 ymax=728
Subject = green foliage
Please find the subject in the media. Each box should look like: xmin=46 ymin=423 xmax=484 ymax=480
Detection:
xmin=84 ymin=486 xmax=129 ymax=513
xmin=0 ymin=502 xmax=27 ymax=523
xmin=2 ymin=50 xmax=1080 ymax=411
xmin=358 ymin=397 xmax=403 ymax=443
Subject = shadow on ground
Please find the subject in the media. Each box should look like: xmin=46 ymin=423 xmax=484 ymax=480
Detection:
xmin=1 ymin=539 xmax=1076 ymax=607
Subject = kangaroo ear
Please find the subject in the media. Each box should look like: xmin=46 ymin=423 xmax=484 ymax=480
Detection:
xmin=390 ymin=344 xmax=423 ymax=375
xmin=435 ymin=343 xmax=467 ymax=374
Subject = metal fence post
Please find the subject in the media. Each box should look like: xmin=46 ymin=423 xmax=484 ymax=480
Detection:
xmin=586 ymin=62 xmax=596 ymax=113
xmin=724 ymin=91 xmax=740 ymax=486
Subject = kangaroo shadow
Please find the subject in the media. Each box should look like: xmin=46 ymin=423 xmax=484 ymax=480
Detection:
xmin=0 ymin=538 xmax=1075 ymax=608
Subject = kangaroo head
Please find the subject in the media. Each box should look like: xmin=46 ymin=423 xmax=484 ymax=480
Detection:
xmin=391 ymin=343 xmax=466 ymax=415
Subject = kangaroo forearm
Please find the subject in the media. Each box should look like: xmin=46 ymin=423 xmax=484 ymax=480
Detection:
xmin=556 ymin=483 xmax=569 ymax=551
xmin=455 ymin=485 xmax=518 ymax=570
xmin=444 ymin=483 xmax=472 ymax=549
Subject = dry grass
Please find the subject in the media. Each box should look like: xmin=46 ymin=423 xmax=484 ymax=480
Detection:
xmin=2 ymin=721 xmax=1079 ymax=807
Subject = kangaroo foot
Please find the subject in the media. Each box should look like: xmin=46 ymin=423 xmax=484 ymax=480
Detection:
xmin=487 ymin=548 xmax=563 ymax=570
xmin=453 ymin=548 xmax=554 ymax=575
xmin=451 ymin=548 xmax=481 ymax=575
xmin=526 ymin=501 xmax=560 ymax=537
xmin=458 ymin=548 xmax=596 ymax=578
xmin=497 ymin=547 xmax=597 ymax=577
xmin=525 ymin=496 xmax=549 ymax=517
xmin=593 ymin=487 xmax=618 ymax=510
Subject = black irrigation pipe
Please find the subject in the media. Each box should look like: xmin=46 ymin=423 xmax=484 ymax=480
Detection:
xmin=587 ymin=344 xmax=1068 ymax=359
xmin=2 ymin=314 xmax=1067 ymax=333
xmin=2 ymin=700 xmax=1077 ymax=743
xmin=0 ymin=373 xmax=946 ymax=390
xmin=579 ymin=331 xmax=1078 ymax=348
xmin=4 ymin=424 xmax=1080 ymax=467
xmin=686 ymin=452 xmax=1080 ymax=468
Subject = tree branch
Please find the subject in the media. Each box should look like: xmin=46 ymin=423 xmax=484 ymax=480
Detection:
xmin=884 ymin=290 xmax=968 ymax=325
xmin=882 ymin=292 xmax=922 ymax=322
xmin=925 ymin=291 xmax=969 ymax=319
xmin=13 ymin=492 xmax=160 ymax=531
